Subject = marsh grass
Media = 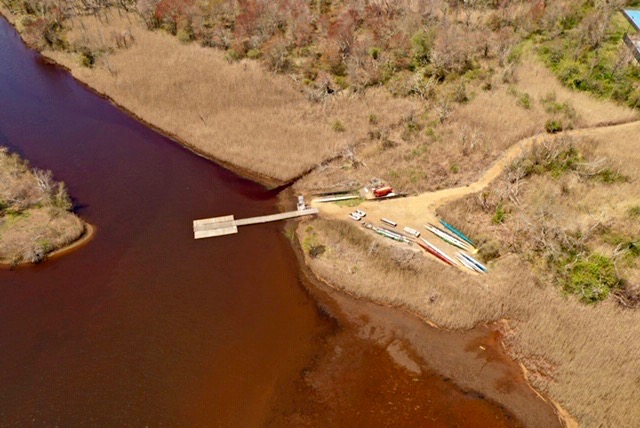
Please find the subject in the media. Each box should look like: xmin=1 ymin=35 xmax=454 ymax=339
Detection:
xmin=45 ymin=12 xmax=346 ymax=184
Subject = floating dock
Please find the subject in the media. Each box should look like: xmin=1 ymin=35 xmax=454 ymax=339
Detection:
xmin=193 ymin=208 xmax=319 ymax=239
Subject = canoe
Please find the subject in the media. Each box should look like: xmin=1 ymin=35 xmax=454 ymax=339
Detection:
xmin=455 ymin=253 xmax=480 ymax=272
xmin=439 ymin=219 xmax=475 ymax=246
xmin=381 ymin=218 xmax=397 ymax=227
xmin=403 ymin=227 xmax=420 ymax=238
xmin=418 ymin=238 xmax=459 ymax=267
xmin=459 ymin=252 xmax=487 ymax=273
xmin=373 ymin=226 xmax=409 ymax=243
xmin=425 ymin=224 xmax=472 ymax=251
xmin=313 ymin=195 xmax=359 ymax=203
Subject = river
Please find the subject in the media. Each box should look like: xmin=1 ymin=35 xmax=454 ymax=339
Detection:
xmin=0 ymin=17 xmax=557 ymax=427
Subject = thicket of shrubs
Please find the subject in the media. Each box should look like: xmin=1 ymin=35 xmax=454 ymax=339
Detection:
xmin=5 ymin=0 xmax=639 ymax=108
xmin=0 ymin=147 xmax=81 ymax=264
xmin=536 ymin=0 xmax=640 ymax=109
xmin=461 ymin=135 xmax=635 ymax=304
xmin=0 ymin=147 xmax=73 ymax=217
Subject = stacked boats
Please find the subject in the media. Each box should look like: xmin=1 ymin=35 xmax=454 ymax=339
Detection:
xmin=422 ymin=220 xmax=487 ymax=274
xmin=355 ymin=212 xmax=488 ymax=274
xmin=349 ymin=209 xmax=367 ymax=221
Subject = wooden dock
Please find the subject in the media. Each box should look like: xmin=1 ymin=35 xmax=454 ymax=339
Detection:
xmin=193 ymin=208 xmax=319 ymax=239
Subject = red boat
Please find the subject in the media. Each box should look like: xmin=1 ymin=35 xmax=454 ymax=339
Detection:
xmin=373 ymin=186 xmax=393 ymax=198
xmin=416 ymin=240 xmax=456 ymax=267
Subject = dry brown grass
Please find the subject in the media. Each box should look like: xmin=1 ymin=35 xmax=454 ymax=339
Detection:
xmin=43 ymin=12 xmax=347 ymax=184
xmin=446 ymin=129 xmax=640 ymax=424
xmin=0 ymin=147 xmax=85 ymax=264
xmin=0 ymin=207 xmax=85 ymax=264
xmin=300 ymin=219 xmax=503 ymax=329
xmin=9 ymin=7 xmax=637 ymax=193
xmin=296 ymin=57 xmax=637 ymax=195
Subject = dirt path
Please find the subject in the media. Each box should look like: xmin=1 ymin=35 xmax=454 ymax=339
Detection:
xmin=312 ymin=120 xmax=640 ymax=262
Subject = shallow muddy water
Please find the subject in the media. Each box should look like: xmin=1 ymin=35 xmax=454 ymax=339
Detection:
xmin=0 ymin=18 xmax=557 ymax=426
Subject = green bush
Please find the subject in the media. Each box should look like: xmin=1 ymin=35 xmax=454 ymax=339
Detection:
xmin=246 ymin=48 xmax=261 ymax=59
xmin=541 ymin=93 xmax=576 ymax=120
xmin=78 ymin=47 xmax=96 ymax=68
xmin=161 ymin=19 xmax=177 ymax=36
xmin=380 ymin=139 xmax=397 ymax=150
xmin=177 ymin=24 xmax=195 ymax=43
xmin=517 ymin=92 xmax=532 ymax=109
xmin=478 ymin=239 xmax=501 ymax=262
xmin=557 ymin=59 xmax=587 ymax=90
xmin=593 ymin=168 xmax=628 ymax=184
xmin=452 ymin=83 xmax=468 ymax=104
xmin=602 ymin=231 xmax=640 ymax=259
xmin=410 ymin=29 xmax=433 ymax=66
xmin=508 ymin=86 xmax=533 ymax=109
xmin=52 ymin=182 xmax=73 ymax=211
xmin=225 ymin=49 xmax=240 ymax=62
xmin=492 ymin=203 xmax=506 ymax=224
xmin=545 ymin=119 xmax=564 ymax=133
xmin=309 ymin=245 xmax=326 ymax=258
xmin=335 ymin=76 xmax=349 ymax=90
xmin=562 ymin=254 xmax=621 ymax=303
xmin=628 ymin=206 xmax=640 ymax=218
xmin=539 ymin=13 xmax=640 ymax=110
xmin=386 ymin=70 xmax=415 ymax=97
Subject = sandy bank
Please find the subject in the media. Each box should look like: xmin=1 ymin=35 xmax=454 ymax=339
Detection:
xmin=0 ymin=222 xmax=96 ymax=269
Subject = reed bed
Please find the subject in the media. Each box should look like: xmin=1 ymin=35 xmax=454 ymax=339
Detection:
xmin=47 ymin=13 xmax=345 ymax=184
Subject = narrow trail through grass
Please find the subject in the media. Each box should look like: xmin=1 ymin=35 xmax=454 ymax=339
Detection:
xmin=313 ymin=119 xmax=640 ymax=241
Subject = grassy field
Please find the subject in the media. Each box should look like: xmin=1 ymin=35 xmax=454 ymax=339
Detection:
xmin=296 ymin=57 xmax=637 ymax=195
xmin=0 ymin=147 xmax=85 ymax=265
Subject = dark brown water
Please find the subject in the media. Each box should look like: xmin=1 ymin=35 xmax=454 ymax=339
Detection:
xmin=0 ymin=18 xmax=550 ymax=426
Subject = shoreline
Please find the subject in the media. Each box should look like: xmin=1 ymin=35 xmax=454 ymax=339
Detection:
xmin=288 ymin=218 xmax=569 ymax=427
xmin=0 ymin=7 xmax=286 ymax=190
xmin=37 ymin=53 xmax=288 ymax=190
xmin=45 ymin=222 xmax=96 ymax=261
xmin=0 ymin=222 xmax=96 ymax=269
xmin=1 ymin=9 xmax=571 ymax=425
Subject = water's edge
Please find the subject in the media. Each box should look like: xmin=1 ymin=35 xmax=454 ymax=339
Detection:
xmin=0 ymin=222 xmax=95 ymax=269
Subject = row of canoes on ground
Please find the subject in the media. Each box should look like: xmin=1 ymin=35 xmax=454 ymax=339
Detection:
xmin=361 ymin=217 xmax=487 ymax=274
xmin=419 ymin=226 xmax=486 ymax=274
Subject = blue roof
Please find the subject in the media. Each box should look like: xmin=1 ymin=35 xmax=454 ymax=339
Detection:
xmin=624 ymin=9 xmax=640 ymax=32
